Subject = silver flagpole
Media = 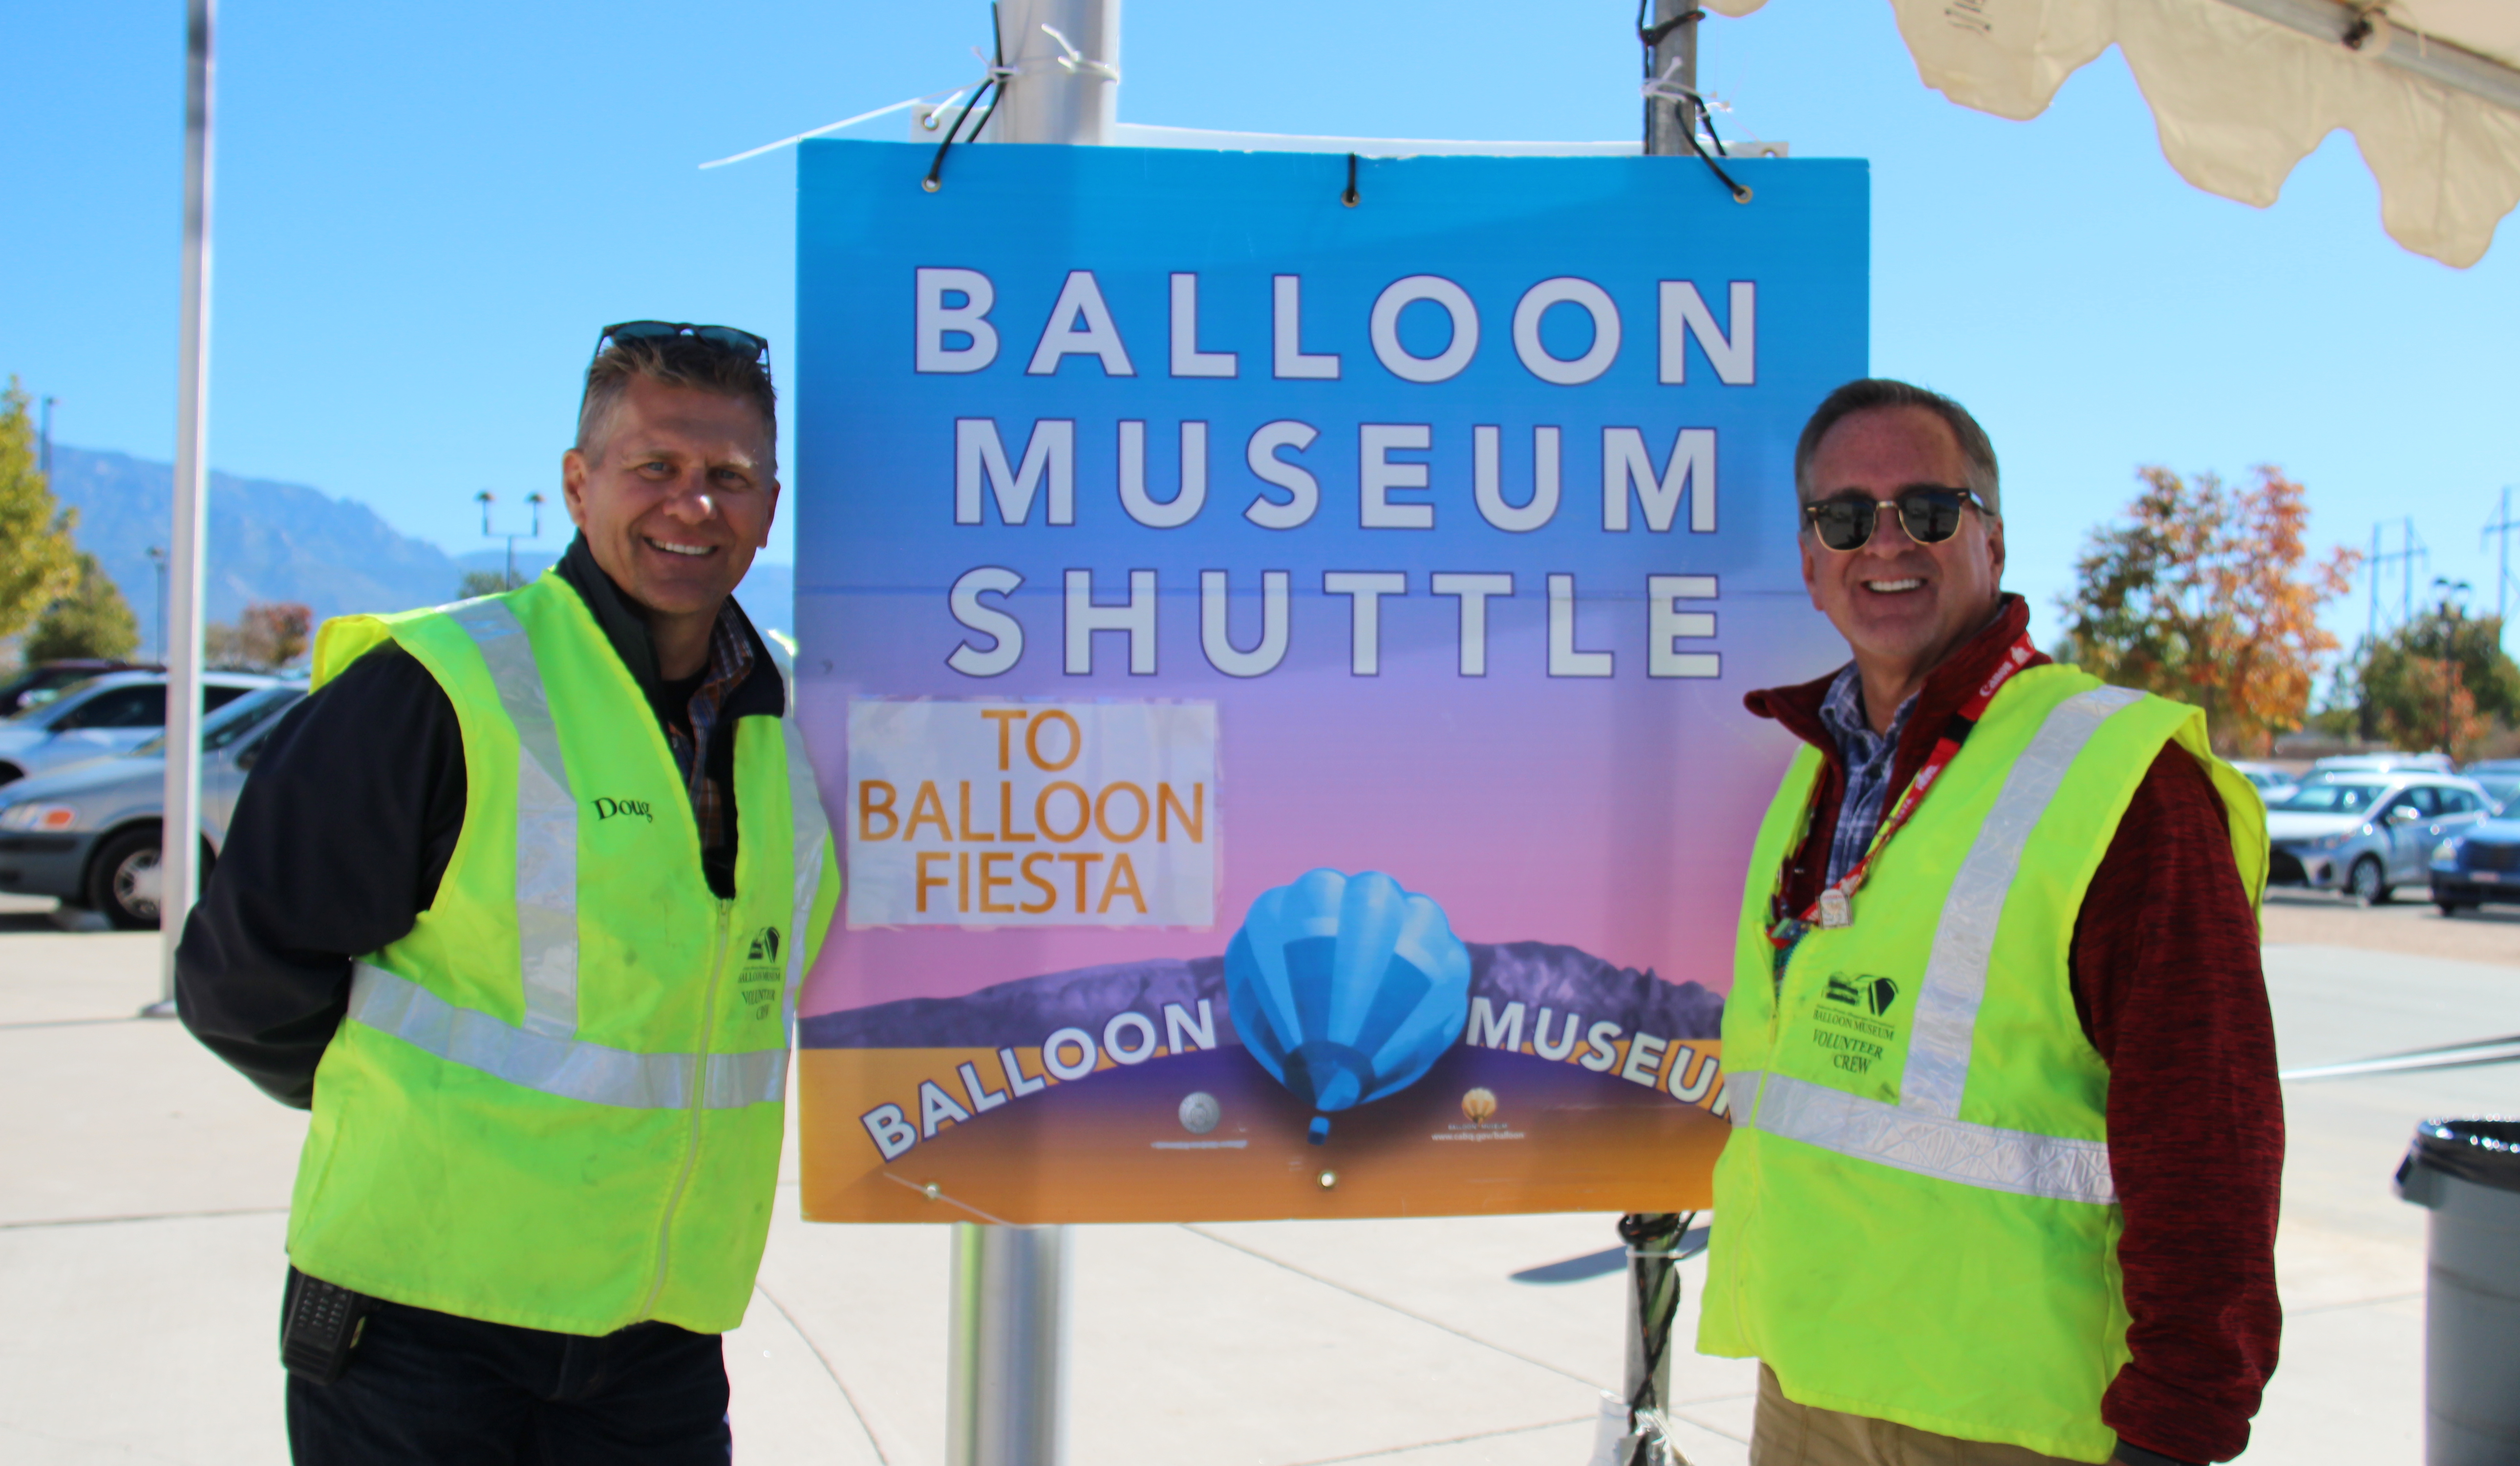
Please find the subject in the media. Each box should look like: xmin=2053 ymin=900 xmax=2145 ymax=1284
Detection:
xmin=1643 ymin=0 xmax=1699 ymax=156
xmin=938 ymin=5 xmax=1117 ymax=1460
xmin=148 ymin=0 xmax=216 ymax=1019
xmin=1617 ymin=21 xmax=1706 ymax=1453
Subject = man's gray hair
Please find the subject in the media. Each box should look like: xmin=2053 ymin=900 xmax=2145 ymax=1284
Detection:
xmin=575 ymin=334 xmax=778 ymax=469
xmin=1793 ymin=378 xmax=2000 ymax=517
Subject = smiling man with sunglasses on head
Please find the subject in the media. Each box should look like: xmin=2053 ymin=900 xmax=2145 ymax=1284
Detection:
xmin=177 ymin=322 xmax=836 ymax=1464
xmin=1695 ymin=380 xmax=2283 ymax=1466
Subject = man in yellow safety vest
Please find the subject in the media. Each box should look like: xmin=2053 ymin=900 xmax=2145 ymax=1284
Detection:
xmin=1699 ymin=380 xmax=2282 ymax=1466
xmin=179 ymin=322 xmax=834 ymax=1463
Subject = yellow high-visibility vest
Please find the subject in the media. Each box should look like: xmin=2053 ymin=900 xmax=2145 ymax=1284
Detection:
xmin=286 ymin=573 xmax=836 ymax=1336
xmin=1699 ymin=666 xmax=2265 ymax=1462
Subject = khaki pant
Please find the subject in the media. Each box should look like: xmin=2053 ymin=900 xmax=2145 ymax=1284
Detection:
xmin=1750 ymin=1366 xmax=2101 ymax=1466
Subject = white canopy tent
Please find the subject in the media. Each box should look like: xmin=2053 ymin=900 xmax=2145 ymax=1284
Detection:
xmin=1712 ymin=0 xmax=2520 ymax=267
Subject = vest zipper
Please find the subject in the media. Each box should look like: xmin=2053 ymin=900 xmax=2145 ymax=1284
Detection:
xmin=640 ymin=899 xmax=735 ymax=1318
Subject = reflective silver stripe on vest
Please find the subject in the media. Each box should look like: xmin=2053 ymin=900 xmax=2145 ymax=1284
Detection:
xmin=1723 ymin=1070 xmax=1766 ymax=1126
xmin=448 ymin=600 xmax=580 ymax=1040
xmin=348 ymin=961 xmax=786 ymax=1110
xmin=1747 ymin=1070 xmax=2116 ymax=1205
xmin=1898 ymin=685 xmax=2145 ymax=1120
xmin=778 ymin=709 xmax=829 ymax=1037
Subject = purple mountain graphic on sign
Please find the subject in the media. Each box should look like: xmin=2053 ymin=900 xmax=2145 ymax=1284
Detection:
xmin=798 ymin=940 xmax=1722 ymax=1050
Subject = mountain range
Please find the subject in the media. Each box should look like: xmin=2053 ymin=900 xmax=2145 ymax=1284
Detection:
xmin=39 ymin=445 xmax=795 ymax=653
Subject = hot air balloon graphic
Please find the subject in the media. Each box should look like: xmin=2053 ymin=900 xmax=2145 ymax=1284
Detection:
xmin=1462 ymin=1088 xmax=1497 ymax=1124
xmin=1224 ymin=869 xmax=1472 ymax=1145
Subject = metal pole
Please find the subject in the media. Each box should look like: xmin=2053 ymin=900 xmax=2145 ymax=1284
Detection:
xmin=148 ymin=548 xmax=169 ymax=661
xmin=2403 ymin=517 xmax=2416 ymax=626
xmin=991 ymin=0 xmax=1119 ymax=146
xmin=948 ymin=1222 xmax=1069 ymax=1466
xmin=937 ymin=5 xmax=1110 ymax=1454
xmin=149 ymin=0 xmax=215 ymax=1019
xmin=1614 ymin=1212 xmax=1688 ymax=1466
xmin=2444 ymin=596 xmax=2455 ymax=756
xmin=1643 ymin=2 xmax=1700 ymax=156
xmin=2369 ymin=521 xmax=2380 ymax=645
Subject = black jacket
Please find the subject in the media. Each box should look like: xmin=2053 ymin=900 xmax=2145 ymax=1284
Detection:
xmin=175 ymin=536 xmax=784 ymax=1108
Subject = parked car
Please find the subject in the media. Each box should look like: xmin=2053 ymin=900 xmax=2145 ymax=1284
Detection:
xmin=2227 ymin=760 xmax=2300 ymax=806
xmin=0 ymin=660 xmax=164 ymax=717
xmin=2309 ymin=751 xmax=2455 ymax=776
xmin=0 ymin=669 xmax=277 ymax=786
xmin=0 ymin=683 xmax=305 ymax=927
xmin=2430 ymin=803 xmax=2520 ymax=914
xmin=2264 ymin=773 xmax=2494 ymax=904
xmin=2458 ymin=758 xmax=2520 ymax=815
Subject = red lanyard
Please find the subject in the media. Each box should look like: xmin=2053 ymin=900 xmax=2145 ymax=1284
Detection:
xmin=1770 ymin=632 xmax=2037 ymax=944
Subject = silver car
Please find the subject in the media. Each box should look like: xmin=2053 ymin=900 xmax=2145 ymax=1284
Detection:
xmin=2265 ymin=773 xmax=2495 ymax=905
xmin=2227 ymin=760 xmax=2300 ymax=807
xmin=0 ymin=683 xmax=305 ymax=927
xmin=0 ymin=669 xmax=278 ymax=786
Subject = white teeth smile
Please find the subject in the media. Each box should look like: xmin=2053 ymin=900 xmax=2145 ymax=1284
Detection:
xmin=648 ymin=539 xmax=713 ymax=557
xmin=1864 ymin=578 xmax=1923 ymax=593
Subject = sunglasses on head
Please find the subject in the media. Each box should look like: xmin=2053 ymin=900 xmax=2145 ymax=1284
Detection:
xmin=1801 ymin=486 xmax=1987 ymax=552
xmin=595 ymin=320 xmax=771 ymax=364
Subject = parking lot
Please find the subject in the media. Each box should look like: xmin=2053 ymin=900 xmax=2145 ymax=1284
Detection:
xmin=2263 ymin=885 xmax=2520 ymax=967
xmin=0 ymin=891 xmax=2512 ymax=1464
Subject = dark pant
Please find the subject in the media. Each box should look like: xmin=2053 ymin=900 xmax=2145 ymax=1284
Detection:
xmin=286 ymin=1293 xmax=732 ymax=1466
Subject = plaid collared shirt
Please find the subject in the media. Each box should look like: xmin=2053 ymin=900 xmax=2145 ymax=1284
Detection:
xmin=663 ymin=605 xmax=756 ymax=857
xmin=1814 ymin=663 xmax=1916 ymax=889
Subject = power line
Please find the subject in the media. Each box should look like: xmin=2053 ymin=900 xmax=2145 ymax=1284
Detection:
xmin=2368 ymin=516 xmax=2429 ymax=641
xmin=2483 ymin=486 xmax=2520 ymax=638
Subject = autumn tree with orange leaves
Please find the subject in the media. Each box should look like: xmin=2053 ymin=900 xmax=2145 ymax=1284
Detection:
xmin=2054 ymin=466 xmax=2359 ymax=755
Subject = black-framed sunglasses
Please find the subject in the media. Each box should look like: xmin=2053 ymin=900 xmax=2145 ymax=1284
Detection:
xmin=1800 ymin=486 xmax=1988 ymax=552
xmin=595 ymin=320 xmax=771 ymax=365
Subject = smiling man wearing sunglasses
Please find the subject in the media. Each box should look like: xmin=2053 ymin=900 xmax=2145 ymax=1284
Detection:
xmin=1696 ymin=380 xmax=2283 ymax=1466
xmin=178 ymin=322 xmax=836 ymax=1463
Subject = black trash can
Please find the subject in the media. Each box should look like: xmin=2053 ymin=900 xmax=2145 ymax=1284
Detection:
xmin=2396 ymin=1118 xmax=2520 ymax=1465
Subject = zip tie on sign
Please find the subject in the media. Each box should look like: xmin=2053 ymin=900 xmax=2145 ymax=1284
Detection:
xmin=699 ymin=83 xmax=984 ymax=170
xmin=1641 ymin=57 xmax=1751 ymax=204
xmin=1037 ymin=22 xmax=1120 ymax=84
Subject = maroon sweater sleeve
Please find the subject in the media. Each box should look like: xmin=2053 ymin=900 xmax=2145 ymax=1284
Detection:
xmin=2072 ymin=748 xmax=2283 ymax=1464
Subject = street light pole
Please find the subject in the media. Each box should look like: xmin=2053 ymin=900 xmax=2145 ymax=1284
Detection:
xmin=477 ymin=490 xmax=546 ymax=588
xmin=2434 ymin=577 xmax=2471 ymax=759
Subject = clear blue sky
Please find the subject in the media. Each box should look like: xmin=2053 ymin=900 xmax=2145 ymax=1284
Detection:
xmin=5 ymin=1 xmax=2515 ymax=659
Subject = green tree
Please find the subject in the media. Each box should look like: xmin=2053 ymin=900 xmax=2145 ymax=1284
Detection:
xmin=2353 ymin=610 xmax=2520 ymax=756
xmin=458 ymin=568 xmax=527 ymax=598
xmin=204 ymin=600 xmax=314 ymax=671
xmin=22 ymin=553 xmax=140 ymax=662
xmin=2053 ymin=465 xmax=2359 ymax=755
xmin=0 ymin=380 xmax=80 ymax=640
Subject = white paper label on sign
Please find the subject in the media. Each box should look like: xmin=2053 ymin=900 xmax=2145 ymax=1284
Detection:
xmin=845 ymin=699 xmax=1218 ymax=928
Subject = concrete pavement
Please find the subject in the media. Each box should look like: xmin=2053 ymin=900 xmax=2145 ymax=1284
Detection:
xmin=1 ymin=892 xmax=2510 ymax=1464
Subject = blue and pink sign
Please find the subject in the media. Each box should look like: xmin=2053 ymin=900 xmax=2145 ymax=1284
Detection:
xmin=790 ymin=139 xmax=1864 ymax=1223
